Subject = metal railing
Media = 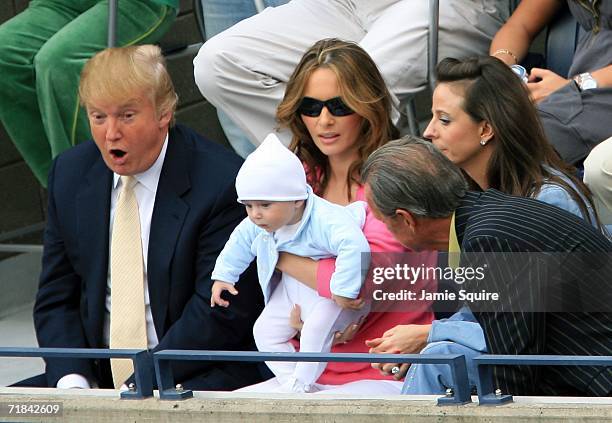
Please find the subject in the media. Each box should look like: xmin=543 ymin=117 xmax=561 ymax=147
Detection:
xmin=108 ymin=0 xmax=118 ymax=47
xmin=0 ymin=347 xmax=153 ymax=399
xmin=153 ymin=350 xmax=471 ymax=404
xmin=405 ymin=0 xmax=438 ymax=136
xmin=0 ymin=222 xmax=45 ymax=254
xmin=0 ymin=244 xmax=43 ymax=253
xmin=3 ymin=347 xmax=612 ymax=405
xmin=473 ymin=354 xmax=612 ymax=405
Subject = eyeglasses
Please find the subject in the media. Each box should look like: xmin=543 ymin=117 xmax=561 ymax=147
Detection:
xmin=297 ymin=96 xmax=355 ymax=117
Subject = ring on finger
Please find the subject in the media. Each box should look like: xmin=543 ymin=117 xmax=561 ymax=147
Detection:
xmin=391 ymin=366 xmax=401 ymax=375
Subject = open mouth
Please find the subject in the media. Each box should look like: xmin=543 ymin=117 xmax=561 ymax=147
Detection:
xmin=110 ymin=149 xmax=127 ymax=158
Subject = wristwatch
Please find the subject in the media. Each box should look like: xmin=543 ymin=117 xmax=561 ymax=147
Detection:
xmin=574 ymin=72 xmax=598 ymax=91
xmin=510 ymin=64 xmax=528 ymax=84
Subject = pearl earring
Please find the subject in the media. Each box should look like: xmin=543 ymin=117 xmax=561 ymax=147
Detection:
xmin=480 ymin=139 xmax=487 ymax=146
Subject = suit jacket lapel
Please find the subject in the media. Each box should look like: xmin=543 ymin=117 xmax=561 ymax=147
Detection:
xmin=76 ymin=158 xmax=113 ymax=347
xmin=148 ymin=130 xmax=191 ymax=337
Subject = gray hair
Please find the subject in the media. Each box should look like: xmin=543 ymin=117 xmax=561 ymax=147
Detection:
xmin=361 ymin=136 xmax=468 ymax=218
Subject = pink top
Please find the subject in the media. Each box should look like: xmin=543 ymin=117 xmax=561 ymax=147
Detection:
xmin=314 ymin=185 xmax=434 ymax=385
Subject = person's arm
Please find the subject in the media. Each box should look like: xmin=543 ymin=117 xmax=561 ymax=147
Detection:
xmin=209 ymin=216 xmax=258 ymax=308
xmin=287 ymin=198 xmax=408 ymax=302
xmin=279 ymin=253 xmax=343 ymax=301
xmin=33 ymin=158 xmax=96 ymax=387
xmin=590 ymin=65 xmax=612 ymax=89
xmin=210 ymin=216 xmax=257 ymax=284
xmin=536 ymin=182 xmax=589 ymax=222
xmin=490 ymin=0 xmax=560 ymax=65
xmin=280 ymin=204 xmax=370 ymax=313
xmin=321 ymin=208 xmax=371 ymax=299
xmin=199 ymin=207 xmax=257 ymax=308
xmin=275 ymin=252 xmax=318 ymax=289
xmin=56 ymin=374 xmax=91 ymax=389
xmin=529 ymin=63 xmax=612 ymax=102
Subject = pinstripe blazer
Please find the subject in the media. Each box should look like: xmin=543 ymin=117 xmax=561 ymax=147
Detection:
xmin=455 ymin=190 xmax=612 ymax=396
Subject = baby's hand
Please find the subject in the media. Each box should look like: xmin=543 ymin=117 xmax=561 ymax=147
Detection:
xmin=211 ymin=281 xmax=238 ymax=307
xmin=332 ymin=294 xmax=365 ymax=310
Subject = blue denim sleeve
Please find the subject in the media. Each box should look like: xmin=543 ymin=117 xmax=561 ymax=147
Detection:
xmin=427 ymin=306 xmax=487 ymax=352
xmin=536 ymin=183 xmax=586 ymax=221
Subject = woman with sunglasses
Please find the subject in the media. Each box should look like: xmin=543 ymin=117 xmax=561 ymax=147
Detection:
xmin=237 ymin=38 xmax=435 ymax=394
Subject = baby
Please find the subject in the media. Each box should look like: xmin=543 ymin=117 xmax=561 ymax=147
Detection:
xmin=211 ymin=134 xmax=370 ymax=393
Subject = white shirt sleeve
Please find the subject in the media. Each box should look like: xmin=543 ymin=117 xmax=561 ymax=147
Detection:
xmin=56 ymin=373 xmax=91 ymax=389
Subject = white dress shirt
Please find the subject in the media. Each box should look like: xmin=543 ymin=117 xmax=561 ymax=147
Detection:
xmin=57 ymin=134 xmax=168 ymax=389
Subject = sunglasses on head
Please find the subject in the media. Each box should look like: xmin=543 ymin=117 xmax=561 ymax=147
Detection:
xmin=297 ymin=96 xmax=355 ymax=117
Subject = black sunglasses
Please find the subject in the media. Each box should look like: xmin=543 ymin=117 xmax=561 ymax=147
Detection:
xmin=297 ymin=96 xmax=355 ymax=117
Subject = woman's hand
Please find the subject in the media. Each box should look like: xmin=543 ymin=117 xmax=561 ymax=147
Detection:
xmin=365 ymin=324 xmax=432 ymax=379
xmin=366 ymin=324 xmax=432 ymax=354
xmin=379 ymin=363 xmax=409 ymax=380
xmin=333 ymin=316 xmax=364 ymax=346
xmin=289 ymin=304 xmax=304 ymax=331
xmin=527 ymin=68 xmax=571 ymax=103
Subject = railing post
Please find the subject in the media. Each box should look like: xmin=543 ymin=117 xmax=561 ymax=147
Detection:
xmin=474 ymin=361 xmax=513 ymax=405
xmin=120 ymin=350 xmax=154 ymax=399
xmin=437 ymin=355 xmax=472 ymax=405
xmin=154 ymin=356 xmax=193 ymax=400
xmin=428 ymin=0 xmax=440 ymax=92
xmin=108 ymin=0 xmax=118 ymax=47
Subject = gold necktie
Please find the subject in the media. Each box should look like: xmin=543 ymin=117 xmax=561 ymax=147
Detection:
xmin=448 ymin=211 xmax=461 ymax=270
xmin=109 ymin=175 xmax=147 ymax=388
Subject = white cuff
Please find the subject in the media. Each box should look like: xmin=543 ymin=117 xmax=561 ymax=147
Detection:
xmin=56 ymin=373 xmax=91 ymax=389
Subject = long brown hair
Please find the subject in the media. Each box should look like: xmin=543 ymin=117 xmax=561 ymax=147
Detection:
xmin=436 ymin=56 xmax=601 ymax=229
xmin=276 ymin=38 xmax=398 ymax=201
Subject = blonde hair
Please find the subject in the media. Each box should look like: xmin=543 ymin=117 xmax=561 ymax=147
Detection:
xmin=277 ymin=38 xmax=398 ymax=200
xmin=79 ymin=44 xmax=178 ymax=124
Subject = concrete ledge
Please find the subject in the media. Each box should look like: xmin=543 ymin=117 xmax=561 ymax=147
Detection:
xmin=1 ymin=388 xmax=611 ymax=423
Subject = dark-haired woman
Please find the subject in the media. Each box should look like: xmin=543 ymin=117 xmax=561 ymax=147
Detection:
xmin=424 ymin=55 xmax=604 ymax=231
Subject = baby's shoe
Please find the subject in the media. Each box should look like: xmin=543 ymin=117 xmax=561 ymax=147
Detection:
xmin=275 ymin=377 xmax=319 ymax=393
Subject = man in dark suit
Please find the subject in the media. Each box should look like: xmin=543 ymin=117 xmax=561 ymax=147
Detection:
xmin=361 ymin=136 xmax=612 ymax=396
xmin=31 ymin=44 xmax=265 ymax=390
